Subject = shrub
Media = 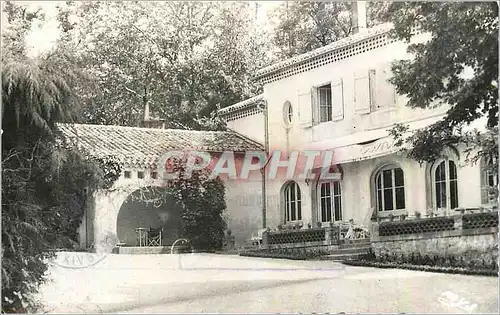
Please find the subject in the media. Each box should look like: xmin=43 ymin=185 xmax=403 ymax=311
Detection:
xmin=168 ymin=158 xmax=227 ymax=251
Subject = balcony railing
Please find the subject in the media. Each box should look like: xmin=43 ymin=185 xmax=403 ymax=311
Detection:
xmin=261 ymin=223 xmax=369 ymax=250
xmin=372 ymin=211 xmax=499 ymax=241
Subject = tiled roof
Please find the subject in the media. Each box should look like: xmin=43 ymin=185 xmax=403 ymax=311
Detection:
xmin=253 ymin=23 xmax=393 ymax=81
xmin=217 ymin=94 xmax=265 ymax=116
xmin=57 ymin=123 xmax=263 ymax=168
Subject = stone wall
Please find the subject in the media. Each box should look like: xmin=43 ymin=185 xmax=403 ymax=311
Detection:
xmin=371 ymin=212 xmax=499 ymax=266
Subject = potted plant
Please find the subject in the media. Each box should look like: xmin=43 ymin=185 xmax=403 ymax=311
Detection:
xmin=316 ymin=221 xmax=322 ymax=228
xmin=479 ymin=206 xmax=485 ymax=213
xmin=277 ymin=224 xmax=283 ymax=231
xmin=294 ymin=221 xmax=301 ymax=230
xmin=388 ymin=213 xmax=394 ymax=222
xmin=414 ymin=211 xmax=421 ymax=219
xmin=401 ymin=214 xmax=407 ymax=221
xmin=307 ymin=222 xmax=312 ymax=229
xmin=329 ymin=221 xmax=335 ymax=228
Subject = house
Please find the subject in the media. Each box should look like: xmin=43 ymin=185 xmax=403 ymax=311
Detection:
xmin=65 ymin=2 xmax=496 ymax=254
xmin=218 ymin=2 xmax=497 ymax=245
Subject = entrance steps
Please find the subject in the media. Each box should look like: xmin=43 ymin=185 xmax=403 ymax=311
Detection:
xmin=319 ymin=240 xmax=372 ymax=261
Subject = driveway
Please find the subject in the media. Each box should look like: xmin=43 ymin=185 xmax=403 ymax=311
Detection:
xmin=38 ymin=253 xmax=498 ymax=313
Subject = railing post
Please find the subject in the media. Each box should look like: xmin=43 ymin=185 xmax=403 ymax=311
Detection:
xmin=371 ymin=221 xmax=379 ymax=242
xmin=325 ymin=227 xmax=332 ymax=245
xmin=262 ymin=231 xmax=269 ymax=246
xmin=454 ymin=214 xmax=463 ymax=232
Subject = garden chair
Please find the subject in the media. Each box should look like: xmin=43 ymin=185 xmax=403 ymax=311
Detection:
xmin=250 ymin=228 xmax=267 ymax=246
xmin=147 ymin=227 xmax=163 ymax=246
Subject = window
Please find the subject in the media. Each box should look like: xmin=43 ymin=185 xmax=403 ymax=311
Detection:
xmin=284 ymin=181 xmax=302 ymax=222
xmin=283 ymin=101 xmax=293 ymax=126
xmin=317 ymin=84 xmax=332 ymax=123
xmin=481 ymin=156 xmax=498 ymax=204
xmin=433 ymin=160 xmax=458 ymax=209
xmin=319 ymin=181 xmax=342 ymax=222
xmin=124 ymin=171 xmax=131 ymax=178
xmin=375 ymin=166 xmax=405 ymax=211
xmin=137 ymin=171 xmax=144 ymax=179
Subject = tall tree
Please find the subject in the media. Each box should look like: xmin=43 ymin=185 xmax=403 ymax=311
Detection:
xmin=58 ymin=1 xmax=270 ymax=130
xmin=1 ymin=2 xmax=119 ymax=312
xmin=269 ymin=1 xmax=391 ymax=59
xmin=387 ymin=2 xmax=498 ymax=169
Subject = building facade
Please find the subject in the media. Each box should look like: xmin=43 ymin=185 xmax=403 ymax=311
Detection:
xmin=218 ymin=21 xmax=497 ymax=240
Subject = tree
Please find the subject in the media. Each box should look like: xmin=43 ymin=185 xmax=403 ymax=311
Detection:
xmin=269 ymin=1 xmax=391 ymax=59
xmin=57 ymin=1 xmax=270 ymax=130
xmin=387 ymin=2 xmax=498 ymax=170
xmin=1 ymin=2 xmax=120 ymax=312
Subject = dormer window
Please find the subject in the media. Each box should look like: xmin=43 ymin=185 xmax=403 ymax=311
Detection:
xmin=318 ymin=84 xmax=332 ymax=123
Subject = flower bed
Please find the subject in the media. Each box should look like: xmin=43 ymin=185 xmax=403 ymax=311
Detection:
xmin=342 ymin=260 xmax=498 ymax=277
xmin=239 ymin=247 xmax=329 ymax=260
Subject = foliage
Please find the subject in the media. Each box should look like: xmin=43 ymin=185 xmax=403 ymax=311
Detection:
xmin=1 ymin=2 xmax=120 ymax=312
xmin=165 ymin=158 xmax=227 ymax=251
xmin=269 ymin=1 xmax=391 ymax=59
xmin=387 ymin=2 xmax=498 ymax=167
xmin=56 ymin=1 xmax=270 ymax=129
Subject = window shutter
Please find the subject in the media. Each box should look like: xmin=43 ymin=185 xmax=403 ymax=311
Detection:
xmin=376 ymin=64 xmax=396 ymax=109
xmin=332 ymin=78 xmax=344 ymax=121
xmin=480 ymin=159 xmax=489 ymax=204
xmin=311 ymin=87 xmax=319 ymax=125
xmin=298 ymin=89 xmax=313 ymax=128
xmin=354 ymin=70 xmax=371 ymax=115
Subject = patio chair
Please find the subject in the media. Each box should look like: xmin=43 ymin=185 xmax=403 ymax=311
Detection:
xmin=250 ymin=228 xmax=267 ymax=246
xmin=147 ymin=227 xmax=163 ymax=246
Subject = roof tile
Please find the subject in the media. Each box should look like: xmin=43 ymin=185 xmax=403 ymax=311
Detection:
xmin=57 ymin=123 xmax=263 ymax=168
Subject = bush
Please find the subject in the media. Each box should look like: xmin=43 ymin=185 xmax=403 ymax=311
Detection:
xmin=168 ymin=158 xmax=227 ymax=251
xmin=2 ymin=141 xmax=119 ymax=312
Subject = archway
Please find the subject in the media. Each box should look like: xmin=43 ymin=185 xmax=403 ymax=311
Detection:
xmin=117 ymin=186 xmax=182 ymax=246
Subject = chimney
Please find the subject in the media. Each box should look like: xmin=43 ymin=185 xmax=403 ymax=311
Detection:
xmin=351 ymin=1 xmax=367 ymax=34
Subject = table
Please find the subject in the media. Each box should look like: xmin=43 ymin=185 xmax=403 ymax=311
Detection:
xmin=135 ymin=228 xmax=148 ymax=247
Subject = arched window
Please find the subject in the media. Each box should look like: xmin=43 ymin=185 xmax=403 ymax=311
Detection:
xmin=375 ymin=165 xmax=405 ymax=211
xmin=319 ymin=181 xmax=342 ymax=222
xmin=284 ymin=181 xmax=301 ymax=222
xmin=433 ymin=159 xmax=458 ymax=209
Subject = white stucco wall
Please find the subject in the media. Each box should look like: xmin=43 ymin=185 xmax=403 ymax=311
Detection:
xmin=263 ymin=150 xmax=484 ymax=231
xmin=262 ymin=32 xmax=445 ymax=154
xmin=225 ymin=112 xmax=265 ymax=145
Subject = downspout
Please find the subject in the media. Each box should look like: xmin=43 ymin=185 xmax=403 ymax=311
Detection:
xmin=260 ymin=100 xmax=269 ymax=228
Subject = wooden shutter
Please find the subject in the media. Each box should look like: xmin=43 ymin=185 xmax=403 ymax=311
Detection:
xmin=376 ymin=64 xmax=396 ymax=109
xmin=480 ymin=158 xmax=490 ymax=204
xmin=354 ymin=70 xmax=372 ymax=115
xmin=332 ymin=78 xmax=344 ymax=121
xmin=311 ymin=87 xmax=319 ymax=125
xmin=298 ymin=89 xmax=313 ymax=128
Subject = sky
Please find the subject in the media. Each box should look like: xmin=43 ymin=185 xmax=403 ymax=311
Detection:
xmin=3 ymin=1 xmax=283 ymax=58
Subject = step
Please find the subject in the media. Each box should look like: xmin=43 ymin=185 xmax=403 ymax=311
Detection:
xmin=341 ymin=239 xmax=371 ymax=245
xmin=319 ymin=252 xmax=370 ymax=261
xmin=339 ymin=242 xmax=372 ymax=249
xmin=329 ymin=247 xmax=372 ymax=255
